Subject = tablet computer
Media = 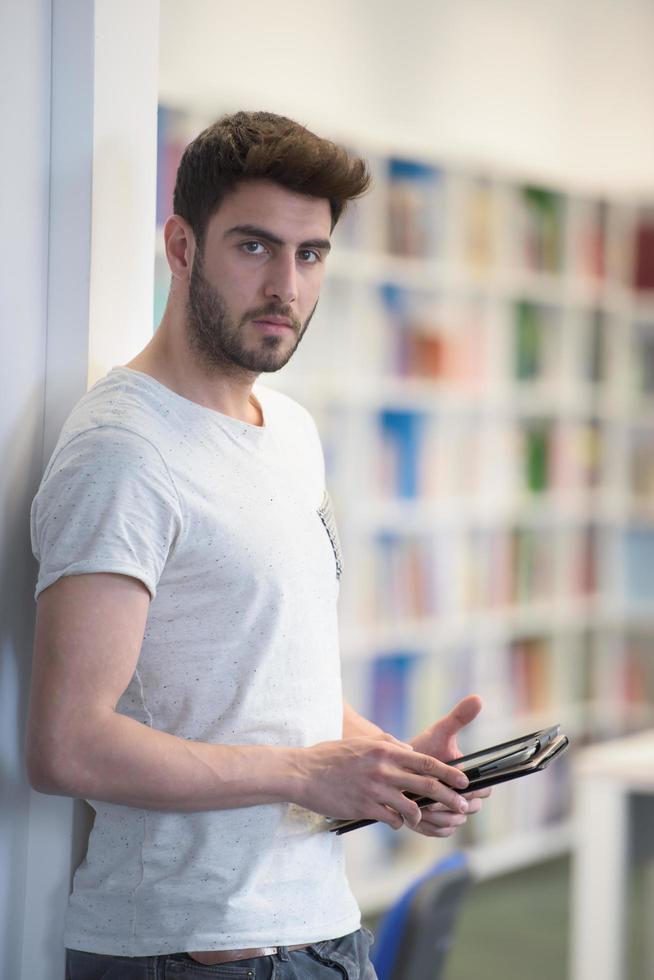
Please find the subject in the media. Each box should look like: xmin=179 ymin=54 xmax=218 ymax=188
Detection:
xmin=328 ymin=724 xmax=569 ymax=835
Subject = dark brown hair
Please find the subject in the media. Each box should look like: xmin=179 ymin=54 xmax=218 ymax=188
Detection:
xmin=173 ymin=110 xmax=371 ymax=249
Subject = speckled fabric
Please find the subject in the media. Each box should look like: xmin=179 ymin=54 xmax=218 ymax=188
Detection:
xmin=31 ymin=366 xmax=360 ymax=957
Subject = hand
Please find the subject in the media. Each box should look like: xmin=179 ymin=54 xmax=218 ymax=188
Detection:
xmin=292 ymin=733 xmax=471 ymax=830
xmin=407 ymin=694 xmax=492 ymax=838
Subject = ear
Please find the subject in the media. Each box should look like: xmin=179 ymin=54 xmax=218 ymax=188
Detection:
xmin=164 ymin=215 xmax=196 ymax=281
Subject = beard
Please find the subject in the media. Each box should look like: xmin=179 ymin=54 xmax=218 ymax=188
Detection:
xmin=185 ymin=249 xmax=317 ymax=375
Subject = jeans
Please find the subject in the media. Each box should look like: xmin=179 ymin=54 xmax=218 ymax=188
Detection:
xmin=65 ymin=928 xmax=378 ymax=979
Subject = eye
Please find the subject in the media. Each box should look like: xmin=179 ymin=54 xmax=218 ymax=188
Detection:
xmin=298 ymin=248 xmax=320 ymax=264
xmin=241 ymin=241 xmax=267 ymax=255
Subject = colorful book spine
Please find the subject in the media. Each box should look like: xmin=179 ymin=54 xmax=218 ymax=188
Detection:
xmin=514 ymin=301 xmax=544 ymax=381
xmin=520 ymin=186 xmax=564 ymax=274
xmin=632 ymin=325 xmax=654 ymax=399
xmin=377 ymin=409 xmax=426 ymax=498
xmin=509 ymin=636 xmax=552 ymax=714
xmin=373 ymin=533 xmax=437 ymax=621
xmin=584 ymin=309 xmax=607 ymax=384
xmin=623 ymin=528 xmax=654 ymax=603
xmin=511 ymin=527 xmax=556 ymax=603
xmin=630 ymin=428 xmax=654 ymax=499
xmin=579 ymin=201 xmax=608 ymax=280
xmin=464 ymin=179 xmax=496 ymax=273
xmin=522 ymin=423 xmax=551 ymax=493
xmin=633 ymin=219 xmax=654 ymax=291
xmin=387 ymin=157 xmax=443 ymax=258
xmin=369 ymin=650 xmax=423 ymax=742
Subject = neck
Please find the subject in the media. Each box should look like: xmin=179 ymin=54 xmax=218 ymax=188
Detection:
xmin=125 ymin=311 xmax=264 ymax=426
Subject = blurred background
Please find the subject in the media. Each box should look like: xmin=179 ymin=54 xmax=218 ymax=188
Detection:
xmin=155 ymin=4 xmax=654 ymax=977
xmin=3 ymin=1 xmax=654 ymax=978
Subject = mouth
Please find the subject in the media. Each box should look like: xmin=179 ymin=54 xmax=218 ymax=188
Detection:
xmin=252 ymin=317 xmax=294 ymax=335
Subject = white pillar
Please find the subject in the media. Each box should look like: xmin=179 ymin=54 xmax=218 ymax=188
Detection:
xmin=45 ymin=0 xmax=160 ymax=456
xmin=0 ymin=3 xmax=160 ymax=979
xmin=0 ymin=3 xmax=53 ymax=976
xmin=570 ymin=776 xmax=630 ymax=980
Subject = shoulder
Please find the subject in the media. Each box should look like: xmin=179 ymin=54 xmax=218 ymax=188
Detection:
xmin=45 ymin=368 xmax=177 ymax=476
xmin=58 ymin=368 xmax=173 ymax=445
xmin=36 ymin=370 xmax=183 ymax=520
xmin=254 ymin=384 xmax=320 ymax=441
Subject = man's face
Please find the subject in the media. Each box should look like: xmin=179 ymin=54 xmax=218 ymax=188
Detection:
xmin=185 ymin=179 xmax=332 ymax=375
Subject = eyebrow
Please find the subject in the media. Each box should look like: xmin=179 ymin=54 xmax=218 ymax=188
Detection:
xmin=225 ymin=224 xmax=331 ymax=253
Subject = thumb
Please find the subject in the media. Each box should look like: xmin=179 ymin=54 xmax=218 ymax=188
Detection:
xmin=439 ymin=695 xmax=483 ymax=737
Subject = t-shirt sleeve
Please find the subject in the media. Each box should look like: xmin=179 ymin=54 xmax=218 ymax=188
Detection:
xmin=30 ymin=426 xmax=183 ymax=601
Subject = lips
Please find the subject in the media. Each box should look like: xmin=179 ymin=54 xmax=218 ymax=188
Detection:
xmin=253 ymin=317 xmax=292 ymax=328
xmin=252 ymin=318 xmax=294 ymax=334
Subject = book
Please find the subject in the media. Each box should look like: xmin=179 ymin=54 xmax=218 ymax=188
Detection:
xmin=631 ymin=324 xmax=654 ymax=400
xmin=514 ymin=302 xmax=543 ymax=381
xmin=372 ymin=533 xmax=437 ymax=621
xmin=575 ymin=525 xmax=601 ymax=596
xmin=578 ymin=200 xmax=608 ymax=280
xmin=522 ymin=422 xmax=551 ymax=493
xmin=387 ymin=157 xmax=443 ymax=258
xmin=584 ymin=309 xmax=608 ymax=385
xmin=463 ymin=178 xmax=497 ymax=274
xmin=623 ymin=528 xmax=654 ymax=603
xmin=511 ymin=527 xmax=556 ymax=603
xmin=510 ymin=636 xmax=552 ymax=714
xmin=629 ymin=427 xmax=654 ymax=500
xmin=377 ymin=409 xmax=426 ymax=498
xmin=619 ymin=631 xmax=654 ymax=708
xmin=633 ymin=215 xmax=654 ymax=291
xmin=369 ymin=650 xmax=423 ymax=742
xmin=519 ymin=185 xmax=565 ymax=274
xmin=379 ymin=285 xmax=486 ymax=385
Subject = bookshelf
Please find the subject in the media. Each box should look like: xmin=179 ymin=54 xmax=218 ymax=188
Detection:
xmin=155 ymin=107 xmax=654 ymax=911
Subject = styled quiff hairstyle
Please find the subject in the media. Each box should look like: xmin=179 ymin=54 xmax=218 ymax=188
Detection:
xmin=173 ymin=110 xmax=371 ymax=250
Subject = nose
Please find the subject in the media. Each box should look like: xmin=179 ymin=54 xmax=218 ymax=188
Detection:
xmin=263 ymin=251 xmax=298 ymax=306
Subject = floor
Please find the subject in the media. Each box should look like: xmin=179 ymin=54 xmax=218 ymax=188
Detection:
xmin=366 ymin=855 xmax=648 ymax=980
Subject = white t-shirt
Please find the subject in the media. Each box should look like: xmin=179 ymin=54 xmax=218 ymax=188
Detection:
xmin=30 ymin=366 xmax=360 ymax=956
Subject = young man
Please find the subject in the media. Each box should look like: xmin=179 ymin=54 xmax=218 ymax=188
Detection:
xmin=27 ymin=111 xmax=488 ymax=978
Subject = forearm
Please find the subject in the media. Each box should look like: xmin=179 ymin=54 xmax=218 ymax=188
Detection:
xmin=343 ymin=699 xmax=384 ymax=738
xmin=30 ymin=709 xmax=301 ymax=812
xmin=30 ymin=701 xmax=470 ymax=828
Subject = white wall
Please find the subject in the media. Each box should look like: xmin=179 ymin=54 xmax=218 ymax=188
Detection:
xmin=0 ymin=2 xmax=158 ymax=977
xmin=0 ymin=0 xmax=52 ymax=975
xmin=159 ymin=0 xmax=654 ymax=197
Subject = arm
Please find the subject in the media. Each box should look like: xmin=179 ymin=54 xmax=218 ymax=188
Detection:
xmin=25 ymin=573 xmax=296 ymax=811
xmin=25 ymin=573 xmax=469 ymax=828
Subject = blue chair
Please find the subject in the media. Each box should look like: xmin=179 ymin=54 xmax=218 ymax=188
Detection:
xmin=370 ymin=851 xmax=473 ymax=980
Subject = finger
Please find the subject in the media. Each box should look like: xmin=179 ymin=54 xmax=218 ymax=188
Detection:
xmin=370 ymin=804 xmax=405 ymax=831
xmin=438 ymin=695 xmax=483 ymax=739
xmin=390 ymin=771 xmax=470 ymax=814
xmin=414 ymin=823 xmax=457 ymax=838
xmin=427 ymin=796 xmax=484 ymax=813
xmin=375 ymin=732 xmax=416 ymax=752
xmin=391 ymin=747 xmax=470 ymax=791
xmin=463 ymin=786 xmax=492 ymax=801
xmin=424 ymin=796 xmax=483 ymax=815
xmin=411 ymin=815 xmax=460 ymax=838
xmin=419 ymin=809 xmax=468 ymax=830
xmin=382 ymin=792 xmax=423 ymax=829
xmin=421 ymin=784 xmax=491 ymax=803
